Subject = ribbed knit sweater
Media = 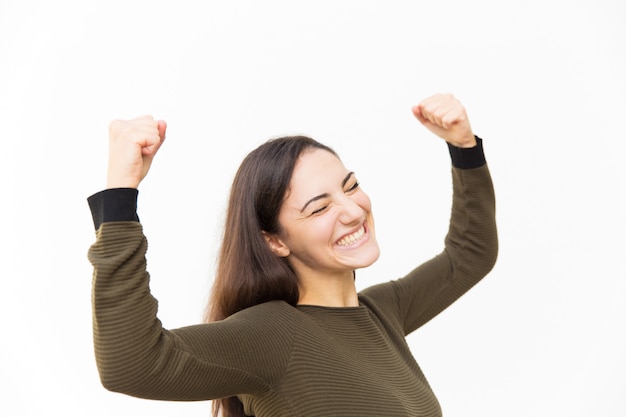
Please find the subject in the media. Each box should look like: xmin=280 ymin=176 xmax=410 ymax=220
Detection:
xmin=87 ymin=140 xmax=497 ymax=416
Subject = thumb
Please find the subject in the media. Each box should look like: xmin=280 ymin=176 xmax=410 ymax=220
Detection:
xmin=142 ymin=120 xmax=167 ymax=156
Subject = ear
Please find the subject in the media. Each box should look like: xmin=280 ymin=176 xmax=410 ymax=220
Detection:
xmin=262 ymin=231 xmax=291 ymax=257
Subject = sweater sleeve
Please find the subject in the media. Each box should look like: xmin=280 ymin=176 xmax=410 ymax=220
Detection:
xmin=87 ymin=220 xmax=295 ymax=401
xmin=361 ymin=138 xmax=498 ymax=335
xmin=87 ymin=188 xmax=140 ymax=229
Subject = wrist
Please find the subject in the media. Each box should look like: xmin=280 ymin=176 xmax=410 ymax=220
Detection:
xmin=454 ymin=135 xmax=477 ymax=148
xmin=448 ymin=132 xmax=477 ymax=148
xmin=106 ymin=173 xmax=140 ymax=189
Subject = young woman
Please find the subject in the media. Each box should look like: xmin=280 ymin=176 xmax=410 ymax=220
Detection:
xmin=87 ymin=93 xmax=498 ymax=417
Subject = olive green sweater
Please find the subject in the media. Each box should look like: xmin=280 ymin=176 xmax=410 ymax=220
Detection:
xmin=87 ymin=141 xmax=497 ymax=416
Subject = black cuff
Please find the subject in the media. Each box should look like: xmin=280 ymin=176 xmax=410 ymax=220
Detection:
xmin=447 ymin=136 xmax=486 ymax=169
xmin=87 ymin=188 xmax=140 ymax=230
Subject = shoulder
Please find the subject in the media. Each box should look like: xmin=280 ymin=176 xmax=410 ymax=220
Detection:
xmin=359 ymin=281 xmax=399 ymax=306
xmin=217 ymin=300 xmax=299 ymax=338
xmin=230 ymin=300 xmax=298 ymax=322
xmin=359 ymin=281 xmax=403 ymax=323
xmin=167 ymin=301 xmax=299 ymax=387
xmin=173 ymin=301 xmax=299 ymax=361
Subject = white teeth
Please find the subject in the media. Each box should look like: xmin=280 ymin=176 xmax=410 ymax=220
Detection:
xmin=337 ymin=226 xmax=365 ymax=246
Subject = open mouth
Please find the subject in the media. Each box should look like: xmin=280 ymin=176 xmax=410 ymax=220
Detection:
xmin=336 ymin=224 xmax=366 ymax=247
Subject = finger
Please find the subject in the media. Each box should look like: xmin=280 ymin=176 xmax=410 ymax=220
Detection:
xmin=419 ymin=103 xmax=440 ymax=126
xmin=157 ymin=120 xmax=167 ymax=142
xmin=141 ymin=135 xmax=162 ymax=156
xmin=141 ymin=122 xmax=167 ymax=156
xmin=441 ymin=109 xmax=465 ymax=129
xmin=422 ymin=98 xmax=463 ymax=129
xmin=411 ymin=105 xmax=429 ymax=124
xmin=417 ymin=98 xmax=442 ymax=125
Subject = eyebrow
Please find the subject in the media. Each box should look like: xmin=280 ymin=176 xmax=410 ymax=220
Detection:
xmin=300 ymin=172 xmax=355 ymax=213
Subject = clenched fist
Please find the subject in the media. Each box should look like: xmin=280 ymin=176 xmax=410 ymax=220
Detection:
xmin=106 ymin=116 xmax=167 ymax=189
xmin=412 ymin=93 xmax=476 ymax=148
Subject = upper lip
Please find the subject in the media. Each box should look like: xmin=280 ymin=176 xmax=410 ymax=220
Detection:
xmin=335 ymin=221 xmax=366 ymax=244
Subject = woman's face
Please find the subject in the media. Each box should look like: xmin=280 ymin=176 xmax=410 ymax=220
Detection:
xmin=272 ymin=148 xmax=380 ymax=279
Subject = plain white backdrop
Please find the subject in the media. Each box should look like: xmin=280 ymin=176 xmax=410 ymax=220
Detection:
xmin=1 ymin=0 xmax=624 ymax=416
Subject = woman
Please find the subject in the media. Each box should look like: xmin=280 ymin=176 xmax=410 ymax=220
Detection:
xmin=87 ymin=93 xmax=498 ymax=417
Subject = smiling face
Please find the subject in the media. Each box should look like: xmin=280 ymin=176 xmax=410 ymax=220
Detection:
xmin=267 ymin=148 xmax=380 ymax=281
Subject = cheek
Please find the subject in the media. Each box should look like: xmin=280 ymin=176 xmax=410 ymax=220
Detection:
xmin=309 ymin=215 xmax=339 ymax=245
xmin=355 ymin=191 xmax=373 ymax=213
xmin=280 ymin=216 xmax=337 ymax=254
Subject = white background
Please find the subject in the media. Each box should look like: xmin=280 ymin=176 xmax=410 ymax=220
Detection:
xmin=1 ymin=1 xmax=624 ymax=416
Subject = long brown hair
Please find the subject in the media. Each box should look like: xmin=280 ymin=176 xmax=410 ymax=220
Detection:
xmin=207 ymin=135 xmax=337 ymax=417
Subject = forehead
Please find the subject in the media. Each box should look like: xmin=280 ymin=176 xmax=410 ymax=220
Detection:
xmin=291 ymin=148 xmax=346 ymax=184
xmin=284 ymin=149 xmax=348 ymax=201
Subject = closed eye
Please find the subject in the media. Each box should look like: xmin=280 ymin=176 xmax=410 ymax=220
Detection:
xmin=302 ymin=173 xmax=359 ymax=215
xmin=311 ymin=205 xmax=329 ymax=215
xmin=346 ymin=181 xmax=360 ymax=192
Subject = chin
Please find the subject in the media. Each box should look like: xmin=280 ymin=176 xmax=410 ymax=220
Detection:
xmin=354 ymin=242 xmax=381 ymax=269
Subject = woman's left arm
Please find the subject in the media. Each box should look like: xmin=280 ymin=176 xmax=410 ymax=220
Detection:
xmin=361 ymin=94 xmax=498 ymax=334
xmin=400 ymin=151 xmax=498 ymax=334
xmin=401 ymin=94 xmax=498 ymax=333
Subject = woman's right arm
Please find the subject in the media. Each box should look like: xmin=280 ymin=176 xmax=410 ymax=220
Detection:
xmin=86 ymin=117 xmax=293 ymax=400
xmin=87 ymin=217 xmax=293 ymax=401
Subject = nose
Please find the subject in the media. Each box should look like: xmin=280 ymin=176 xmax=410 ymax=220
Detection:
xmin=338 ymin=195 xmax=363 ymax=226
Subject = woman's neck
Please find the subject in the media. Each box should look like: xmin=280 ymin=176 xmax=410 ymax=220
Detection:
xmin=296 ymin=270 xmax=358 ymax=307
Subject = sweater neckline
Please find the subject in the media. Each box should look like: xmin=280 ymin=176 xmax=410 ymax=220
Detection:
xmin=297 ymin=304 xmax=363 ymax=310
xmin=296 ymin=293 xmax=371 ymax=310
xmin=296 ymin=302 xmax=367 ymax=313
